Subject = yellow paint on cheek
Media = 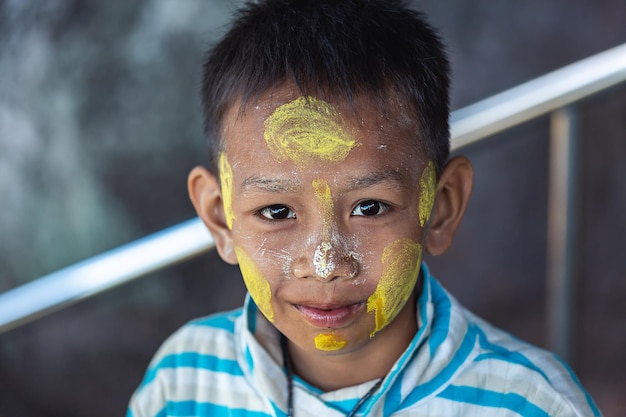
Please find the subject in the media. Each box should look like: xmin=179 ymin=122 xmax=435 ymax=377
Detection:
xmin=314 ymin=333 xmax=347 ymax=351
xmin=263 ymin=96 xmax=356 ymax=169
xmin=235 ymin=247 xmax=274 ymax=322
xmin=367 ymin=238 xmax=422 ymax=337
xmin=218 ymin=152 xmax=236 ymax=229
xmin=418 ymin=161 xmax=437 ymax=227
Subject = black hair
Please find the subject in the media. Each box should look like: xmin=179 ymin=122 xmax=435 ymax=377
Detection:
xmin=201 ymin=0 xmax=450 ymax=175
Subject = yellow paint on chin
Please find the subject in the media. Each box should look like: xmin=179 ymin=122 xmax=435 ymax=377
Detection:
xmin=418 ymin=161 xmax=437 ymax=227
xmin=367 ymin=238 xmax=422 ymax=337
xmin=314 ymin=333 xmax=347 ymax=351
xmin=218 ymin=152 xmax=236 ymax=229
xmin=235 ymin=247 xmax=274 ymax=322
xmin=263 ymin=96 xmax=356 ymax=169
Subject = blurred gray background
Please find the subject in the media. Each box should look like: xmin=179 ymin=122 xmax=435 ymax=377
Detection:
xmin=1 ymin=0 xmax=625 ymax=415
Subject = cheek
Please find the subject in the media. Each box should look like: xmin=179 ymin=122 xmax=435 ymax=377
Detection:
xmin=235 ymin=246 xmax=274 ymax=322
xmin=366 ymin=238 xmax=422 ymax=337
xmin=219 ymin=153 xmax=236 ymax=229
xmin=418 ymin=161 xmax=437 ymax=227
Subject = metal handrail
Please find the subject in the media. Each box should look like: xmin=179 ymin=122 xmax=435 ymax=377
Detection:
xmin=1 ymin=42 xmax=625 ymax=335
xmin=0 ymin=219 xmax=214 ymax=332
xmin=451 ymin=42 xmax=626 ymax=148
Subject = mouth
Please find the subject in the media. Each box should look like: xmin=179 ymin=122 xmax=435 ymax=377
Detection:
xmin=294 ymin=302 xmax=365 ymax=328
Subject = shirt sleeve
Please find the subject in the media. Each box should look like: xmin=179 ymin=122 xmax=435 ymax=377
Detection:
xmin=127 ymin=366 xmax=168 ymax=417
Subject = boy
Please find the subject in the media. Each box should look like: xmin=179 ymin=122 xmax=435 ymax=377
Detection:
xmin=128 ymin=0 xmax=600 ymax=415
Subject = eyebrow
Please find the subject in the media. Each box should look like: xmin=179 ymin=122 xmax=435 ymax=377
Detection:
xmin=240 ymin=176 xmax=302 ymax=193
xmin=239 ymin=168 xmax=408 ymax=194
xmin=346 ymin=169 xmax=408 ymax=191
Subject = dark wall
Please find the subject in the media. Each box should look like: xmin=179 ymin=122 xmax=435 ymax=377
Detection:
xmin=0 ymin=1 xmax=624 ymax=415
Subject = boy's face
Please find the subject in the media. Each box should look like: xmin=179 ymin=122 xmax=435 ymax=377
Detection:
xmin=213 ymin=86 xmax=438 ymax=355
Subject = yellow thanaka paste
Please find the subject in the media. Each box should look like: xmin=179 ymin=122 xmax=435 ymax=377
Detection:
xmin=312 ymin=179 xmax=335 ymax=278
xmin=418 ymin=161 xmax=437 ymax=227
xmin=314 ymin=333 xmax=347 ymax=351
xmin=218 ymin=152 xmax=236 ymax=229
xmin=312 ymin=179 xmax=333 ymax=237
xmin=263 ymin=96 xmax=356 ymax=169
xmin=367 ymin=238 xmax=422 ymax=337
xmin=235 ymin=247 xmax=274 ymax=322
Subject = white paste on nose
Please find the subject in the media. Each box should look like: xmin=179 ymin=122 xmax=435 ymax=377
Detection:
xmin=313 ymin=241 xmax=335 ymax=279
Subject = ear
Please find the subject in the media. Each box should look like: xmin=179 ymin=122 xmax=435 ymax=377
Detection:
xmin=188 ymin=166 xmax=238 ymax=265
xmin=424 ymin=156 xmax=473 ymax=256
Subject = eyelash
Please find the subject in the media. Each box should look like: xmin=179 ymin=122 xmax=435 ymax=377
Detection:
xmin=256 ymin=200 xmax=390 ymax=222
xmin=351 ymin=200 xmax=390 ymax=217
xmin=258 ymin=204 xmax=296 ymax=220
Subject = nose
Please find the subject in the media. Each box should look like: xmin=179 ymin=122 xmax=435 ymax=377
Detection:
xmin=291 ymin=242 xmax=359 ymax=282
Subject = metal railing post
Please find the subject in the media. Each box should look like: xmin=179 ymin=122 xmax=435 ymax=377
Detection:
xmin=546 ymin=106 xmax=581 ymax=367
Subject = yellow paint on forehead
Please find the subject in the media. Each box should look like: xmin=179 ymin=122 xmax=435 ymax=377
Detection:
xmin=235 ymin=246 xmax=274 ymax=322
xmin=263 ymin=96 xmax=356 ymax=169
xmin=367 ymin=238 xmax=422 ymax=337
xmin=418 ymin=161 xmax=437 ymax=227
xmin=218 ymin=152 xmax=236 ymax=229
xmin=314 ymin=333 xmax=347 ymax=351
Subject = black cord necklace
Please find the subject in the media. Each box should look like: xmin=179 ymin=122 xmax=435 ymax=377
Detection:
xmin=280 ymin=336 xmax=383 ymax=417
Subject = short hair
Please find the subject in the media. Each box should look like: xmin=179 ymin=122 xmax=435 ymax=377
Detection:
xmin=201 ymin=0 xmax=450 ymax=175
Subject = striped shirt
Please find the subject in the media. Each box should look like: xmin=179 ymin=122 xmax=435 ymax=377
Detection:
xmin=127 ymin=263 xmax=600 ymax=416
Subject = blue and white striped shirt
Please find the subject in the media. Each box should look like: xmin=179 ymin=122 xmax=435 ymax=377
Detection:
xmin=128 ymin=264 xmax=600 ymax=416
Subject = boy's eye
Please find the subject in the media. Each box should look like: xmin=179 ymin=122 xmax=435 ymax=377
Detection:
xmin=259 ymin=204 xmax=296 ymax=220
xmin=351 ymin=200 xmax=389 ymax=216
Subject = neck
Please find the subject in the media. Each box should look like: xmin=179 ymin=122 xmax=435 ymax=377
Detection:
xmin=286 ymin=288 xmax=419 ymax=392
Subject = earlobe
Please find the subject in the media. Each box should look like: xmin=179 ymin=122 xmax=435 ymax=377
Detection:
xmin=424 ymin=156 xmax=473 ymax=256
xmin=188 ymin=166 xmax=238 ymax=265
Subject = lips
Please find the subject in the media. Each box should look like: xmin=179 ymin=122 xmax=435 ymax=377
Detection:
xmin=294 ymin=302 xmax=365 ymax=328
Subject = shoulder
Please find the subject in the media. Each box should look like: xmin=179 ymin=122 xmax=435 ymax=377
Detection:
xmin=128 ymin=308 xmax=250 ymax=417
xmin=147 ymin=307 xmax=243 ymax=376
xmin=450 ymin=309 xmax=601 ymax=416
xmin=391 ymin=269 xmax=600 ymax=416
xmin=163 ymin=308 xmax=242 ymax=351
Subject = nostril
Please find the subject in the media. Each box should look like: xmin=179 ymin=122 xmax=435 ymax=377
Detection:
xmin=291 ymin=255 xmax=312 ymax=279
xmin=325 ymin=252 xmax=360 ymax=281
xmin=346 ymin=255 xmax=360 ymax=279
